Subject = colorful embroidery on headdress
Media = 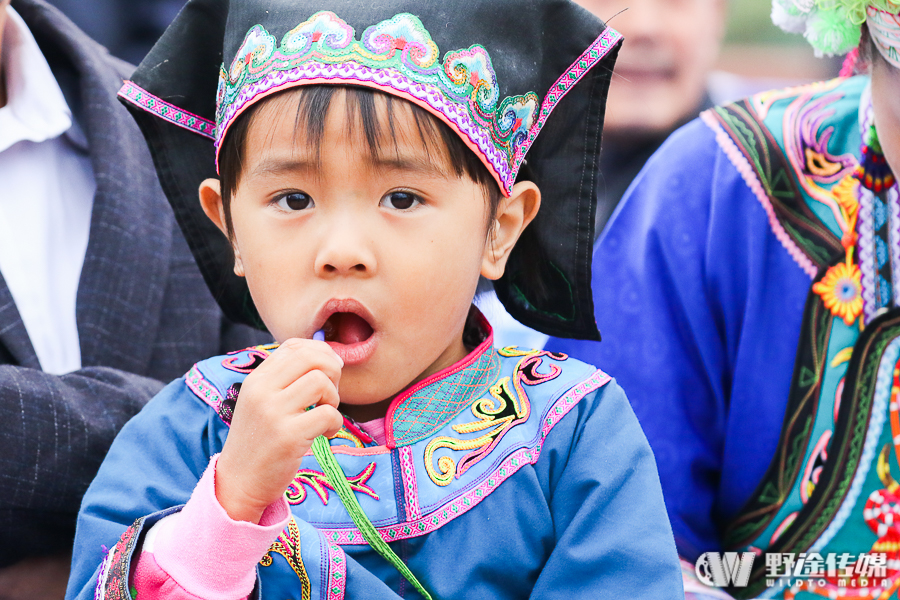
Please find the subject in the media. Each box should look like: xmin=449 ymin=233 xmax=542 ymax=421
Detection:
xmin=423 ymin=348 xmax=564 ymax=486
xmin=260 ymin=517 xmax=312 ymax=596
xmin=217 ymin=11 xmax=536 ymax=194
xmin=216 ymin=11 xmax=621 ymax=195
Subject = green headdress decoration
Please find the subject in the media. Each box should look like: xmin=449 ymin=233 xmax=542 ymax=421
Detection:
xmin=772 ymin=0 xmax=900 ymax=56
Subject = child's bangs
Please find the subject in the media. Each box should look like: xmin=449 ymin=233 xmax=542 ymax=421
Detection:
xmin=218 ymin=85 xmax=502 ymax=235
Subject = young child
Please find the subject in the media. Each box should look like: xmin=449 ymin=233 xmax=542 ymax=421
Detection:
xmin=65 ymin=1 xmax=683 ymax=598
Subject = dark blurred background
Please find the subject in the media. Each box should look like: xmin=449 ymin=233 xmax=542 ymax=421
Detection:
xmin=47 ymin=0 xmax=839 ymax=82
xmin=45 ymin=0 xmax=183 ymax=64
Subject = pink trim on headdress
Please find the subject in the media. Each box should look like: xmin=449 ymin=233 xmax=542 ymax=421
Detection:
xmin=868 ymin=7 xmax=900 ymax=70
xmin=213 ymin=70 xmax=512 ymax=196
xmin=213 ymin=26 xmax=622 ymax=197
xmin=512 ymin=27 xmax=623 ymax=174
xmin=118 ymin=81 xmax=216 ymax=139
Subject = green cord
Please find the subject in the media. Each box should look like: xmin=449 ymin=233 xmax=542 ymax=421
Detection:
xmin=311 ymin=436 xmax=433 ymax=600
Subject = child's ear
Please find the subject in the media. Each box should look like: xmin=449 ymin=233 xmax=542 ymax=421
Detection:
xmin=481 ymin=181 xmax=541 ymax=280
xmin=199 ymin=178 xmax=244 ymax=277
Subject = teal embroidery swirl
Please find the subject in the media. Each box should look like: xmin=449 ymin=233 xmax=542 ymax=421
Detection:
xmin=217 ymin=11 xmax=539 ymax=183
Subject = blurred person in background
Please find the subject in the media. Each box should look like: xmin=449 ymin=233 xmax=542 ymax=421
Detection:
xmin=577 ymin=0 xmax=727 ymax=231
xmin=478 ymin=0 xmax=728 ymax=350
xmin=550 ymin=1 xmax=900 ymax=598
xmin=0 ymin=0 xmax=267 ymax=598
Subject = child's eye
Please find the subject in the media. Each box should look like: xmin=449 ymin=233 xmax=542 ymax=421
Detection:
xmin=274 ymin=192 xmax=314 ymax=211
xmin=380 ymin=191 xmax=422 ymax=211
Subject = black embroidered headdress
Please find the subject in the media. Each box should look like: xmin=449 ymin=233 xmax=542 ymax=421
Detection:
xmin=119 ymin=0 xmax=621 ymax=340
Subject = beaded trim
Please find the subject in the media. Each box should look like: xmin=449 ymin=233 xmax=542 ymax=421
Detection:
xmin=398 ymin=446 xmax=421 ymax=521
xmin=323 ymin=534 xmax=347 ymax=600
xmin=118 ymin=81 xmax=215 ymax=139
xmin=319 ymin=369 xmax=611 ymax=545
xmin=857 ymin=185 xmax=880 ymax=322
xmin=518 ymin=26 xmax=623 ymax=178
xmin=855 ymin=86 xmax=900 ymax=322
xmin=184 ymin=365 xmax=225 ymax=414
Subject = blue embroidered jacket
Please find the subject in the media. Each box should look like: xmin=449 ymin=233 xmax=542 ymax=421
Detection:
xmin=66 ymin=334 xmax=682 ymax=600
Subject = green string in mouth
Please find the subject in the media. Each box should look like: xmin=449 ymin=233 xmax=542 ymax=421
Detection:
xmin=311 ymin=435 xmax=433 ymax=600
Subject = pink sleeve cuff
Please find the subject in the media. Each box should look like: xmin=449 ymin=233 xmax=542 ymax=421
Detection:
xmin=135 ymin=453 xmax=290 ymax=600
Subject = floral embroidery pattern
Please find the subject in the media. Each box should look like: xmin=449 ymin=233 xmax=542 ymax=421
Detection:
xmin=813 ymin=262 xmax=864 ymax=326
xmin=285 ymin=462 xmax=379 ymax=505
xmin=218 ymin=11 xmax=535 ymax=194
xmin=320 ymin=368 xmax=611 ymax=545
xmin=811 ymin=173 xmax=864 ymax=326
xmin=782 ymin=361 xmax=900 ymax=599
xmin=216 ymin=11 xmax=621 ymax=195
xmin=423 ymin=348 xmax=564 ymax=486
xmin=260 ymin=517 xmax=312 ymax=598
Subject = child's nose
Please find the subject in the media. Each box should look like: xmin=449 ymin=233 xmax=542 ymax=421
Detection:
xmin=314 ymin=220 xmax=377 ymax=277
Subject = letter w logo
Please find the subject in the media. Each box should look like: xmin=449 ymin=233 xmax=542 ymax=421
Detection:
xmin=695 ymin=552 xmax=755 ymax=588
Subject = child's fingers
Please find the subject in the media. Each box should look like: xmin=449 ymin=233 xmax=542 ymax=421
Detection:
xmin=283 ymin=368 xmax=341 ymax=412
xmin=291 ymin=404 xmax=344 ymax=447
xmin=251 ymin=339 xmax=342 ymax=390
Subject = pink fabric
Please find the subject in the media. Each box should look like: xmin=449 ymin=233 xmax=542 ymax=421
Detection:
xmin=132 ymin=454 xmax=290 ymax=600
xmin=358 ymin=418 xmax=386 ymax=446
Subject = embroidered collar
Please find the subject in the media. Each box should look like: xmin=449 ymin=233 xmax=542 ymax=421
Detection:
xmin=190 ymin=307 xmax=503 ymax=447
xmin=384 ymin=310 xmax=500 ymax=448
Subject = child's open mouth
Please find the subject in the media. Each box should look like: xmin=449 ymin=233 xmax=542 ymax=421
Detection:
xmin=323 ymin=312 xmax=374 ymax=345
xmin=315 ymin=300 xmax=378 ymax=366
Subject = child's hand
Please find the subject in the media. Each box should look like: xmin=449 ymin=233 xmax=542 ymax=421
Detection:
xmin=215 ymin=339 xmax=344 ymax=523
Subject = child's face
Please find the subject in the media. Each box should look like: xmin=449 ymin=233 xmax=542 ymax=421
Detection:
xmin=208 ymin=91 xmax=510 ymax=409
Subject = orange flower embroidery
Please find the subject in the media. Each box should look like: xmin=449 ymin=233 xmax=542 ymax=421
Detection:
xmin=832 ymin=174 xmax=860 ymax=227
xmin=812 ymin=262 xmax=863 ymax=326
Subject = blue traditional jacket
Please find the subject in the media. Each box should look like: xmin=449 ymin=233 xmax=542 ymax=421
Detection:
xmin=66 ymin=326 xmax=682 ymax=600
xmin=552 ymin=76 xmax=900 ymax=598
